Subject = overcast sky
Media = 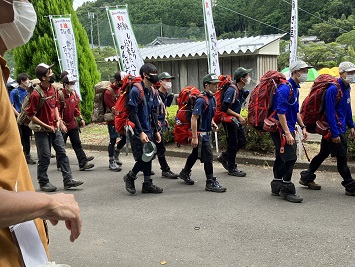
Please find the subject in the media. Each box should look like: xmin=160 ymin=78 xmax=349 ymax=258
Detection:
xmin=73 ymin=0 xmax=97 ymax=10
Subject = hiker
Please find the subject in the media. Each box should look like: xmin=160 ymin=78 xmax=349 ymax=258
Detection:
xmin=155 ymin=72 xmax=179 ymax=178
xmin=104 ymin=71 xmax=125 ymax=172
xmin=57 ymin=73 xmax=95 ymax=171
xmin=123 ymin=63 xmax=163 ymax=194
xmin=0 ymin=1 xmax=81 ymax=266
xmin=179 ymin=73 xmax=226 ymax=192
xmin=217 ymin=67 xmax=249 ymax=177
xmin=26 ymin=63 xmax=84 ymax=192
xmin=270 ymin=60 xmax=310 ymax=203
xmin=9 ymin=72 xmax=36 ymax=164
xmin=300 ymin=62 xmax=355 ymax=196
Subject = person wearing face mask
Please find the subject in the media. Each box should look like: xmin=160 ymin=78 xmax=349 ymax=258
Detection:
xmin=300 ymin=61 xmax=355 ymax=197
xmin=178 ymin=73 xmax=226 ymax=192
xmin=0 ymin=1 xmax=82 ymax=266
xmin=123 ymin=63 xmax=163 ymax=194
xmin=103 ymin=71 xmax=126 ymax=172
xmin=26 ymin=63 xmax=84 ymax=192
xmin=9 ymin=72 xmax=36 ymax=164
xmin=269 ymin=60 xmax=310 ymax=203
xmin=153 ymin=72 xmax=179 ymax=179
xmin=56 ymin=74 xmax=95 ymax=171
xmin=217 ymin=67 xmax=250 ymax=177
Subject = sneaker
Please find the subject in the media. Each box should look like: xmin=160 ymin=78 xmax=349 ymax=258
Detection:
xmin=279 ymin=191 xmax=303 ymax=203
xmin=40 ymin=182 xmax=57 ymax=192
xmin=205 ymin=179 xmax=226 ymax=192
xmin=228 ymin=168 xmax=246 ymax=177
xmin=109 ymin=160 xmax=122 ymax=172
xmin=179 ymin=169 xmax=194 ymax=185
xmin=87 ymin=156 xmax=95 ymax=162
xmin=79 ymin=162 xmax=94 ymax=171
xmin=123 ymin=171 xmax=137 ymax=194
xmin=299 ymin=179 xmax=321 ymax=190
xmin=142 ymin=179 xmax=163 ymax=193
xmin=25 ymin=155 xmax=36 ymax=165
xmin=217 ymin=155 xmax=229 ymax=171
xmin=64 ymin=179 xmax=84 ymax=189
xmin=162 ymin=170 xmax=179 ymax=179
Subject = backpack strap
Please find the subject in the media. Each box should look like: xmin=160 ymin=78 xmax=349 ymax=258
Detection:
xmin=33 ymin=85 xmax=50 ymax=115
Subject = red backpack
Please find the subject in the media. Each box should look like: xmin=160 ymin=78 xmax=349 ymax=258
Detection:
xmin=247 ymin=70 xmax=289 ymax=131
xmin=300 ymin=74 xmax=342 ymax=133
xmin=174 ymin=86 xmax=209 ymax=145
xmin=114 ymin=75 xmax=144 ymax=134
xmin=213 ymin=74 xmax=239 ymax=124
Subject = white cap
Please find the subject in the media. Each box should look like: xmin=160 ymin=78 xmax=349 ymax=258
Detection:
xmin=289 ymin=60 xmax=313 ymax=73
xmin=62 ymin=74 xmax=77 ymax=84
xmin=339 ymin=62 xmax=355 ymax=73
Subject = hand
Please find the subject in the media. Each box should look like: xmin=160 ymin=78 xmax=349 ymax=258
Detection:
xmin=191 ymin=136 xmax=198 ymax=148
xmin=302 ymin=129 xmax=308 ymax=141
xmin=40 ymin=193 xmax=81 ymax=242
xmin=47 ymin=125 xmax=56 ymax=133
xmin=239 ymin=117 xmax=246 ymax=126
xmin=139 ymin=132 xmax=149 ymax=143
xmin=285 ymin=132 xmax=295 ymax=145
xmin=80 ymin=119 xmax=86 ymax=127
xmin=211 ymin=122 xmax=218 ymax=132
xmin=60 ymin=122 xmax=68 ymax=133
xmin=155 ymin=132 xmax=161 ymax=143
xmin=349 ymin=128 xmax=355 ymax=141
xmin=331 ymin=136 xmax=341 ymax=144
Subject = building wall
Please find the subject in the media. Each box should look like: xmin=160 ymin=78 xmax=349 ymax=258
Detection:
xmin=146 ymin=54 xmax=277 ymax=94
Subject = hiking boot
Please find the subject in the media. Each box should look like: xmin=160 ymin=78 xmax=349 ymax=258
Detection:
xmin=299 ymin=179 xmax=321 ymax=190
xmin=342 ymin=180 xmax=355 ymax=196
xmin=50 ymin=153 xmax=55 ymax=158
xmin=25 ymin=154 xmax=36 ymax=165
xmin=142 ymin=179 xmax=163 ymax=193
xmin=40 ymin=182 xmax=57 ymax=192
xmin=123 ymin=171 xmax=137 ymax=194
xmin=228 ymin=168 xmax=246 ymax=177
xmin=87 ymin=156 xmax=95 ymax=162
xmin=270 ymin=179 xmax=282 ymax=196
xmin=79 ymin=162 xmax=94 ymax=171
xmin=345 ymin=190 xmax=355 ymax=196
xmin=109 ymin=160 xmax=122 ymax=172
xmin=179 ymin=169 xmax=194 ymax=185
xmin=64 ymin=179 xmax=84 ymax=189
xmin=217 ymin=155 xmax=229 ymax=171
xmin=162 ymin=170 xmax=179 ymax=179
xmin=114 ymin=149 xmax=123 ymax=166
xmin=280 ymin=182 xmax=303 ymax=203
xmin=57 ymin=167 xmax=61 ymax=172
xmin=205 ymin=177 xmax=226 ymax=192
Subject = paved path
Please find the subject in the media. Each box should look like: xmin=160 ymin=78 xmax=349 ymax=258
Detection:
xmin=28 ymin=148 xmax=355 ymax=267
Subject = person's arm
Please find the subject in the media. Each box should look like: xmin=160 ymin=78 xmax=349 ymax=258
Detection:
xmin=9 ymin=90 xmax=19 ymax=116
xmin=191 ymin=114 xmax=199 ymax=148
xmin=0 ymin=189 xmax=81 ymax=242
xmin=325 ymin=85 xmax=340 ymax=140
xmin=297 ymin=112 xmax=308 ymax=141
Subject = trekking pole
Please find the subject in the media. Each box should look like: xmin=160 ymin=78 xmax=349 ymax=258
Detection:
xmin=214 ymin=131 xmax=219 ymax=156
xmin=302 ymin=141 xmax=310 ymax=162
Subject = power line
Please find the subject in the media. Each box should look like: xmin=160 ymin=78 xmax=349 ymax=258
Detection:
xmin=281 ymin=0 xmax=348 ymax=33
xmin=215 ymin=5 xmax=289 ymax=34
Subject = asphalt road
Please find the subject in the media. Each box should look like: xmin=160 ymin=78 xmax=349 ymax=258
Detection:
xmin=28 ymin=148 xmax=355 ymax=267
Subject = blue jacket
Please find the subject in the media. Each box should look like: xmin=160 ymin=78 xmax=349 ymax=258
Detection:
xmin=273 ymin=78 xmax=299 ymax=133
xmin=10 ymin=87 xmax=28 ymax=113
xmin=193 ymin=92 xmax=215 ymax=142
xmin=223 ymin=82 xmax=244 ymax=114
xmin=325 ymin=78 xmax=355 ymax=138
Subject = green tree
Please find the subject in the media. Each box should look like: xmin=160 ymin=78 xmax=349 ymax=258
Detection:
xmin=14 ymin=0 xmax=100 ymax=122
xmin=92 ymin=47 xmax=119 ymax=81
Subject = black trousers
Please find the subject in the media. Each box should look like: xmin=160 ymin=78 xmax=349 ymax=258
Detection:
xmin=18 ymin=124 xmax=32 ymax=155
xmin=155 ymin=135 xmax=170 ymax=172
xmin=308 ymin=134 xmax=352 ymax=182
xmin=222 ymin=122 xmax=247 ymax=169
xmin=184 ymin=141 xmax=214 ymax=177
xmin=61 ymin=127 xmax=87 ymax=168
xmin=270 ymin=132 xmax=297 ymax=182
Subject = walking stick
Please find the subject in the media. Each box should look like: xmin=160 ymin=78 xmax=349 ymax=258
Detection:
xmin=214 ymin=131 xmax=219 ymax=156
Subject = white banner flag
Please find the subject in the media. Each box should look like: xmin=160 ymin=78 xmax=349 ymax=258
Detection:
xmin=202 ymin=0 xmax=220 ymax=76
xmin=50 ymin=15 xmax=81 ymax=99
xmin=289 ymin=0 xmax=298 ymax=66
xmin=106 ymin=6 xmax=144 ymax=76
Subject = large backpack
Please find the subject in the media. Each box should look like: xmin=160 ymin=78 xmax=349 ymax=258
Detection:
xmin=114 ymin=74 xmax=144 ymax=134
xmin=17 ymin=86 xmax=46 ymax=126
xmin=247 ymin=70 xmax=289 ymax=131
xmin=213 ymin=74 xmax=239 ymax=124
xmin=174 ymin=86 xmax=209 ymax=145
xmin=300 ymin=74 xmax=342 ymax=133
xmin=91 ymin=81 xmax=116 ymax=123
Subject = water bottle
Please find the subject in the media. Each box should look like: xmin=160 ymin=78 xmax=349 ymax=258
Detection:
xmin=175 ymin=117 xmax=181 ymax=125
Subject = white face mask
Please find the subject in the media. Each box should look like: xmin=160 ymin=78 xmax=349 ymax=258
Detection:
xmin=163 ymin=81 xmax=172 ymax=90
xmin=345 ymin=74 xmax=355 ymax=84
xmin=245 ymin=76 xmax=251 ymax=85
xmin=68 ymin=85 xmax=76 ymax=92
xmin=298 ymin=73 xmax=308 ymax=83
xmin=23 ymin=80 xmax=31 ymax=88
xmin=0 ymin=1 xmax=37 ymax=50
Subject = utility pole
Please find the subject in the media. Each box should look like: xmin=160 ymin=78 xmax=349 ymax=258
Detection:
xmin=96 ymin=14 xmax=100 ymax=50
xmin=88 ymin=12 xmax=95 ymax=49
xmin=160 ymin=18 xmax=163 ymax=38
